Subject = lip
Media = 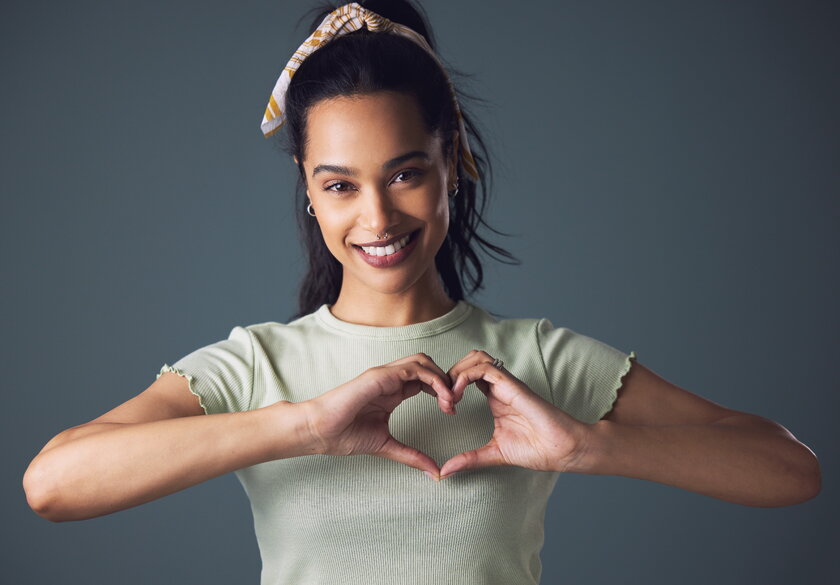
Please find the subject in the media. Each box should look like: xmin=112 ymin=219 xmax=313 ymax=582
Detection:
xmin=354 ymin=230 xmax=415 ymax=248
xmin=353 ymin=229 xmax=420 ymax=268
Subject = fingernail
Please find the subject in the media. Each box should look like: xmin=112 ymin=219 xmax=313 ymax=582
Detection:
xmin=424 ymin=471 xmax=439 ymax=482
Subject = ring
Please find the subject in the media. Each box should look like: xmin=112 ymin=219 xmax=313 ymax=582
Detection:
xmin=490 ymin=357 xmax=504 ymax=369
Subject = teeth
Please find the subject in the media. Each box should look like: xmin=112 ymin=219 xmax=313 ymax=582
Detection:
xmin=361 ymin=234 xmax=411 ymax=257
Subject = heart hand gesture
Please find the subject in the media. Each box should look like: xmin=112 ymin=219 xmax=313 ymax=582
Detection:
xmin=300 ymin=353 xmax=455 ymax=479
xmin=439 ymin=350 xmax=591 ymax=479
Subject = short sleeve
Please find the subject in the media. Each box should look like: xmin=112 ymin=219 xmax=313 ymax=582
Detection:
xmin=535 ymin=318 xmax=637 ymax=424
xmin=156 ymin=325 xmax=254 ymax=415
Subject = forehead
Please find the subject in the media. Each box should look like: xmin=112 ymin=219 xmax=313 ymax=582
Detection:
xmin=304 ymin=91 xmax=441 ymax=163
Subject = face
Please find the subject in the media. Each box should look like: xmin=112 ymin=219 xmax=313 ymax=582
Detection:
xmin=296 ymin=91 xmax=458 ymax=299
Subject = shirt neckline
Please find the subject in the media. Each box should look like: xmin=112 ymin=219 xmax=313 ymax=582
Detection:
xmin=314 ymin=300 xmax=473 ymax=340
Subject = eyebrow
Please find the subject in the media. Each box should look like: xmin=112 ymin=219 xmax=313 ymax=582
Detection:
xmin=311 ymin=150 xmax=431 ymax=178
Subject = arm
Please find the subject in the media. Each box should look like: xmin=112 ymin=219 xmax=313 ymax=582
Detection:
xmin=24 ymin=354 xmax=456 ymax=522
xmin=569 ymin=361 xmax=822 ymax=507
xmin=23 ymin=372 xmax=316 ymax=522
xmin=440 ymin=352 xmax=821 ymax=507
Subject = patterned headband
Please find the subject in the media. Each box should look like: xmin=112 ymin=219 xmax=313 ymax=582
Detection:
xmin=260 ymin=1 xmax=479 ymax=182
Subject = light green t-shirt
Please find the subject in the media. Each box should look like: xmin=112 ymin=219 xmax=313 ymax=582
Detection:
xmin=158 ymin=300 xmax=636 ymax=585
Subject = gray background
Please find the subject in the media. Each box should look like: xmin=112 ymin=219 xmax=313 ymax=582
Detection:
xmin=3 ymin=0 xmax=837 ymax=583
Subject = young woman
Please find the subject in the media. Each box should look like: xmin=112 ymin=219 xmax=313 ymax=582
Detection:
xmin=23 ymin=1 xmax=821 ymax=583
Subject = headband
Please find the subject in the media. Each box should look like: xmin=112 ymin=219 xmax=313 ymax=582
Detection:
xmin=260 ymin=1 xmax=479 ymax=182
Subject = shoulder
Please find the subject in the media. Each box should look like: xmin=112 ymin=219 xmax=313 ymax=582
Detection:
xmin=485 ymin=310 xmax=634 ymax=392
xmin=462 ymin=302 xmax=614 ymax=347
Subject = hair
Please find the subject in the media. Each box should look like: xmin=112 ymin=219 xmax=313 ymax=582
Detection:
xmin=275 ymin=0 xmax=520 ymax=319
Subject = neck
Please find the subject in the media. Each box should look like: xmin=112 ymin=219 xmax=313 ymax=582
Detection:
xmin=329 ymin=269 xmax=456 ymax=327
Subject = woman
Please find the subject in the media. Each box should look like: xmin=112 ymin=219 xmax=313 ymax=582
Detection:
xmin=23 ymin=1 xmax=821 ymax=584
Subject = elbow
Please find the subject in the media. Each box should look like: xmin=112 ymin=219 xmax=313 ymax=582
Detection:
xmin=23 ymin=458 xmax=71 ymax=523
xmin=784 ymin=466 xmax=821 ymax=508
xmin=799 ymin=450 xmax=822 ymax=503
xmin=769 ymin=443 xmax=822 ymax=508
xmin=792 ymin=440 xmax=822 ymax=505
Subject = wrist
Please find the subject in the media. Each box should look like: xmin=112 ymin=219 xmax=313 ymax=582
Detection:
xmin=263 ymin=399 xmax=325 ymax=459
xmin=562 ymin=419 xmax=614 ymax=475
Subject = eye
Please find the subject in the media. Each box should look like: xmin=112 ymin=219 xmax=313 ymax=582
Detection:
xmin=324 ymin=181 xmax=353 ymax=194
xmin=393 ymin=169 xmax=423 ymax=184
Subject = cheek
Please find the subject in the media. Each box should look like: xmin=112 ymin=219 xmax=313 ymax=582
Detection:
xmin=312 ymin=209 xmax=348 ymax=252
xmin=430 ymin=193 xmax=450 ymax=232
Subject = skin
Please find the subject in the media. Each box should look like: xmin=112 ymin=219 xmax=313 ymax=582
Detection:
xmin=295 ymin=90 xmax=459 ymax=327
xmin=293 ymin=90 xmax=821 ymax=504
xmin=23 ymin=91 xmax=820 ymax=522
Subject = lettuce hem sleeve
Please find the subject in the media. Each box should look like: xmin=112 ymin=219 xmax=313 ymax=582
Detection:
xmin=157 ymin=363 xmax=209 ymax=415
xmin=596 ymin=350 xmax=637 ymax=422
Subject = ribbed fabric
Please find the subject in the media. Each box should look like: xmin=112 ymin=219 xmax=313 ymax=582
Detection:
xmin=157 ymin=301 xmax=636 ymax=585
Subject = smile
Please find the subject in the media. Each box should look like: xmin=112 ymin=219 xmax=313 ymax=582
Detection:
xmin=353 ymin=229 xmax=420 ymax=268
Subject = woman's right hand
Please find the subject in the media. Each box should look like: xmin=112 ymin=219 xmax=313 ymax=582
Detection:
xmin=297 ymin=353 xmax=455 ymax=477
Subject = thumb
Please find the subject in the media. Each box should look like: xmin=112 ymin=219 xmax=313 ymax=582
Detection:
xmin=439 ymin=443 xmax=504 ymax=479
xmin=372 ymin=435 xmax=441 ymax=479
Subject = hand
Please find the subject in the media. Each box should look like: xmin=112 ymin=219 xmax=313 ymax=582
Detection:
xmin=299 ymin=353 xmax=455 ymax=478
xmin=439 ymin=350 xmax=591 ymax=479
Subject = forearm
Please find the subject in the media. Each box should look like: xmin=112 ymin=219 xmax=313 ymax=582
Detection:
xmin=38 ymin=422 xmax=134 ymax=455
xmin=569 ymin=415 xmax=821 ymax=507
xmin=23 ymin=402 xmax=315 ymax=522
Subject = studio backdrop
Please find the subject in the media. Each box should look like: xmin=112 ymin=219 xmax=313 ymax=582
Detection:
xmin=2 ymin=1 xmax=837 ymax=584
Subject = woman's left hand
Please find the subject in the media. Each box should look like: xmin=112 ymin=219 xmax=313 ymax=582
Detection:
xmin=439 ymin=350 xmax=591 ymax=479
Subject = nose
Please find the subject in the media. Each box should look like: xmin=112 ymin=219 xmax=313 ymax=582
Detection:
xmin=358 ymin=186 xmax=400 ymax=235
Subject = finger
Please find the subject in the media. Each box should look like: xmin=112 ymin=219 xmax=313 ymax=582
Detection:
xmin=405 ymin=356 xmax=457 ymax=413
xmin=394 ymin=364 xmax=456 ymax=414
xmin=446 ymin=349 xmax=489 ymax=380
xmin=447 ymin=350 xmax=498 ymax=403
xmin=439 ymin=443 xmax=505 ymax=479
xmin=451 ymin=362 xmax=508 ymax=399
xmin=475 ymin=379 xmax=491 ymax=396
xmin=409 ymin=353 xmax=454 ymax=390
xmin=412 ymin=382 xmax=455 ymax=415
xmin=373 ymin=435 xmax=442 ymax=479
xmin=388 ymin=353 xmax=453 ymax=389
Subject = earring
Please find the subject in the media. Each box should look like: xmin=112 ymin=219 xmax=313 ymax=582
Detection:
xmin=306 ymin=202 xmax=316 ymax=216
xmin=448 ymin=180 xmax=459 ymax=198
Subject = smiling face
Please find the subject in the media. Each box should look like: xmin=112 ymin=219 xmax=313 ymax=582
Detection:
xmin=297 ymin=91 xmax=458 ymax=311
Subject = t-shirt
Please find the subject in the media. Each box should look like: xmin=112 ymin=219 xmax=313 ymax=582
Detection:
xmin=157 ymin=300 xmax=636 ymax=585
